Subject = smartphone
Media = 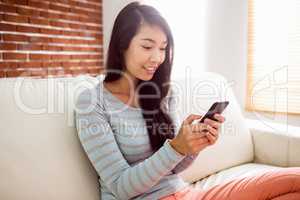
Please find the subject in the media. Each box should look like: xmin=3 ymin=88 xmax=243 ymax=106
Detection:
xmin=196 ymin=101 xmax=229 ymax=123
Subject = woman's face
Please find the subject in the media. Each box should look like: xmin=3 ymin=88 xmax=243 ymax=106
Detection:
xmin=123 ymin=23 xmax=168 ymax=82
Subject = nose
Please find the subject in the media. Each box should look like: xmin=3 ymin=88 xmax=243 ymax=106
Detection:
xmin=150 ymin=49 xmax=162 ymax=64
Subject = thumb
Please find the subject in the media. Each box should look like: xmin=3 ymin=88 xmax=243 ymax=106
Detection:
xmin=183 ymin=114 xmax=202 ymax=125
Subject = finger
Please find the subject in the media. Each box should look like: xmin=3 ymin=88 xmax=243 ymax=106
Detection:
xmin=207 ymin=130 xmax=218 ymax=139
xmin=190 ymin=131 xmax=207 ymax=140
xmin=206 ymin=131 xmax=217 ymax=144
xmin=214 ymin=114 xmax=226 ymax=123
xmin=191 ymin=123 xmax=209 ymax=133
xmin=209 ymin=129 xmax=219 ymax=138
xmin=194 ymin=136 xmax=210 ymax=146
xmin=204 ymin=118 xmax=221 ymax=129
xmin=205 ymin=125 xmax=218 ymax=137
xmin=206 ymin=132 xmax=214 ymax=144
xmin=190 ymin=135 xmax=209 ymax=143
xmin=184 ymin=114 xmax=202 ymax=125
xmin=208 ymin=126 xmax=218 ymax=137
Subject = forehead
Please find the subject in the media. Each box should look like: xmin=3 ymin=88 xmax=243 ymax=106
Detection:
xmin=133 ymin=24 xmax=167 ymax=44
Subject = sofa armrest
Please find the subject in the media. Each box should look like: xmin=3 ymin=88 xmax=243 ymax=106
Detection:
xmin=250 ymin=127 xmax=300 ymax=167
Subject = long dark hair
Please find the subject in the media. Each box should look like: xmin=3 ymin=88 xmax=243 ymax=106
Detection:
xmin=104 ymin=1 xmax=175 ymax=151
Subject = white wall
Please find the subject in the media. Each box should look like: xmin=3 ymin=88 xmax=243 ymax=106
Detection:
xmin=103 ymin=0 xmax=136 ymax=63
xmin=203 ymin=0 xmax=248 ymax=110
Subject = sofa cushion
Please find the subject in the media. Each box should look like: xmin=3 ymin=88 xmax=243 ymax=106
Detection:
xmin=169 ymin=73 xmax=254 ymax=183
xmin=193 ymin=163 xmax=281 ymax=190
xmin=0 ymin=75 xmax=100 ymax=200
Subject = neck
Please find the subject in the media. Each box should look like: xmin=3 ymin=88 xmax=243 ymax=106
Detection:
xmin=116 ymin=72 xmax=138 ymax=95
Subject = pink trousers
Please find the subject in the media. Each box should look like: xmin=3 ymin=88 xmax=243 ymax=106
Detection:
xmin=159 ymin=167 xmax=300 ymax=200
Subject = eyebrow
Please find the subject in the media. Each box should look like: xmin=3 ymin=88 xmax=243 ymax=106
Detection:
xmin=141 ymin=38 xmax=168 ymax=45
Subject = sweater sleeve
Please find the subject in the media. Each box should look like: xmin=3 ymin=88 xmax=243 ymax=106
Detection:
xmin=167 ymin=86 xmax=199 ymax=174
xmin=75 ymin=88 xmax=185 ymax=200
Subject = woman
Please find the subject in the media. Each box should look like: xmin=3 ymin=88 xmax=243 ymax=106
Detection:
xmin=75 ymin=2 xmax=300 ymax=200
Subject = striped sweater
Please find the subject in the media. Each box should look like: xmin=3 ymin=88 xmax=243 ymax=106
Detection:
xmin=75 ymin=78 xmax=197 ymax=200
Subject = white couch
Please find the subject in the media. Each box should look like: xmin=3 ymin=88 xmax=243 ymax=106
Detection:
xmin=1 ymin=73 xmax=299 ymax=200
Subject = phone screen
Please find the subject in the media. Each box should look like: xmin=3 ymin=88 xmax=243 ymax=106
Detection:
xmin=198 ymin=101 xmax=229 ymax=123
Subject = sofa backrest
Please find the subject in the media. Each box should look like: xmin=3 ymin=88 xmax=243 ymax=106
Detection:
xmin=0 ymin=75 xmax=100 ymax=200
xmin=170 ymin=73 xmax=254 ymax=183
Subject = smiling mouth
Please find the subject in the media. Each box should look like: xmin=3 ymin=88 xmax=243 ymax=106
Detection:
xmin=143 ymin=66 xmax=157 ymax=73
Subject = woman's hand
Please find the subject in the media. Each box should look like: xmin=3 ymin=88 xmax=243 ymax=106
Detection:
xmin=169 ymin=114 xmax=226 ymax=156
xmin=202 ymin=114 xmax=225 ymax=146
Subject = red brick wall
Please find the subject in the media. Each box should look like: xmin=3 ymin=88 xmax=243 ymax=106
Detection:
xmin=0 ymin=0 xmax=103 ymax=78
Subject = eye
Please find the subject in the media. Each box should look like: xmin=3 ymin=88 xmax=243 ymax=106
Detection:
xmin=160 ymin=48 xmax=167 ymax=51
xmin=142 ymin=46 xmax=152 ymax=50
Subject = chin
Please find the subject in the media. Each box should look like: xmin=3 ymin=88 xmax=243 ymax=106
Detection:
xmin=137 ymin=74 xmax=154 ymax=81
xmin=144 ymin=75 xmax=155 ymax=81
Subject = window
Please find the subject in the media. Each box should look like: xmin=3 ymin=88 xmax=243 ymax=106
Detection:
xmin=246 ymin=0 xmax=300 ymax=115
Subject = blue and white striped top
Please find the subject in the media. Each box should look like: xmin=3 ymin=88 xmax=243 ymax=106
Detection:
xmin=75 ymin=79 xmax=197 ymax=200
